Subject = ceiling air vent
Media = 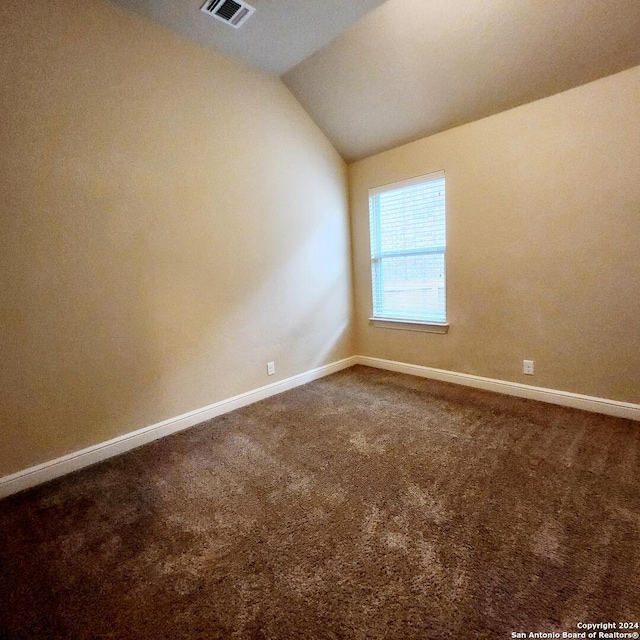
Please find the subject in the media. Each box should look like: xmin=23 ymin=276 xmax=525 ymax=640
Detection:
xmin=200 ymin=0 xmax=256 ymax=29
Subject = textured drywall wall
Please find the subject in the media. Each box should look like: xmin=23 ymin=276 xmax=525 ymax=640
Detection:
xmin=0 ymin=0 xmax=352 ymax=476
xmin=349 ymin=66 xmax=640 ymax=403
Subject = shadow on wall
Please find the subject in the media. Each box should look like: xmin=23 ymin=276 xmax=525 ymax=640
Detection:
xmin=144 ymin=205 xmax=353 ymax=423
xmin=0 ymin=169 xmax=351 ymax=477
xmin=0 ymin=171 xmax=351 ymax=477
xmin=0 ymin=0 xmax=352 ymax=477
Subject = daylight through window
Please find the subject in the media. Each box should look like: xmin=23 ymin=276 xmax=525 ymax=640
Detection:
xmin=369 ymin=171 xmax=446 ymax=324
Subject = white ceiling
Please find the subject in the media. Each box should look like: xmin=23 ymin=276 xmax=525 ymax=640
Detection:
xmin=108 ymin=0 xmax=640 ymax=162
xmin=108 ymin=0 xmax=387 ymax=76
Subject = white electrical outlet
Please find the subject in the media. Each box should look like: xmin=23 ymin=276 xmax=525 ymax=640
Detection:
xmin=523 ymin=359 xmax=535 ymax=375
xmin=267 ymin=361 xmax=275 ymax=376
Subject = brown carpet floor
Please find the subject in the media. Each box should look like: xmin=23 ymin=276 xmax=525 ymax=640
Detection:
xmin=1 ymin=365 xmax=639 ymax=639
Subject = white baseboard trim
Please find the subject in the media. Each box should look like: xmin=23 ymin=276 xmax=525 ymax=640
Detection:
xmin=3 ymin=354 xmax=637 ymax=499
xmin=0 ymin=356 xmax=358 ymax=499
xmin=355 ymin=356 xmax=640 ymax=422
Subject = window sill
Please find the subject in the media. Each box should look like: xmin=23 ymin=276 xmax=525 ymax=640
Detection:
xmin=369 ymin=318 xmax=449 ymax=334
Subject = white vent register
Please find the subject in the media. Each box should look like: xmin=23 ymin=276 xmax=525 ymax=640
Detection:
xmin=201 ymin=0 xmax=256 ymax=28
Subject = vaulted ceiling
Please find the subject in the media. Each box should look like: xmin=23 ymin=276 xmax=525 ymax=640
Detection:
xmin=108 ymin=0 xmax=387 ymax=75
xmin=110 ymin=0 xmax=640 ymax=162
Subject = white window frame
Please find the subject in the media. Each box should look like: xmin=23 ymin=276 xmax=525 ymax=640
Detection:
xmin=368 ymin=171 xmax=448 ymax=334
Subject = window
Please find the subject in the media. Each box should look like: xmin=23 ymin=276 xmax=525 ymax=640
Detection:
xmin=369 ymin=171 xmax=447 ymax=330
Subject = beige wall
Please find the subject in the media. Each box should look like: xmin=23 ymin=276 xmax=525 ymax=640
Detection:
xmin=350 ymin=66 xmax=640 ymax=404
xmin=1 ymin=0 xmax=638 ymax=480
xmin=0 ymin=0 xmax=352 ymax=476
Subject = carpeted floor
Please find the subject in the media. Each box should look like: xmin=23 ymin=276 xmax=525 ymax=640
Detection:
xmin=1 ymin=365 xmax=639 ymax=639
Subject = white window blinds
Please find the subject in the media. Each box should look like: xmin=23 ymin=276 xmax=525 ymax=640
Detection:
xmin=369 ymin=171 xmax=446 ymax=324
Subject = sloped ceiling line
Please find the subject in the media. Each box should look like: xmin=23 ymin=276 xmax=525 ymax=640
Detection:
xmin=109 ymin=0 xmax=640 ymax=161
